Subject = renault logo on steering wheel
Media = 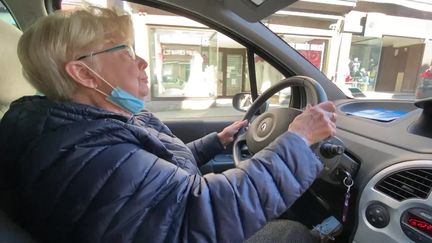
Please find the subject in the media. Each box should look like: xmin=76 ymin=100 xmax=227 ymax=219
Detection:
xmin=260 ymin=122 xmax=267 ymax=132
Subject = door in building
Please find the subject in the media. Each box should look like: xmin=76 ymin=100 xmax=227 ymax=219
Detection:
xmin=217 ymin=48 xmax=246 ymax=97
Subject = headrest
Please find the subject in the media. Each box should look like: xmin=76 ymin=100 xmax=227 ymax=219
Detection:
xmin=0 ymin=20 xmax=35 ymax=116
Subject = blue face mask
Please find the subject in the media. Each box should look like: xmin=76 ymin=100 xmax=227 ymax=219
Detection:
xmin=80 ymin=62 xmax=145 ymax=114
xmin=106 ymin=87 xmax=145 ymax=114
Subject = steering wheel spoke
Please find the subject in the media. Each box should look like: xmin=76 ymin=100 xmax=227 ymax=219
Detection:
xmin=233 ymin=130 xmax=249 ymax=163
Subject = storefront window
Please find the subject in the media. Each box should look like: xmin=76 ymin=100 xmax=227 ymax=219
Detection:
xmin=346 ymin=36 xmax=382 ymax=92
xmin=216 ymin=48 xmax=247 ymax=97
xmin=282 ymin=35 xmax=328 ymax=72
xmin=149 ymin=28 xmax=217 ymax=98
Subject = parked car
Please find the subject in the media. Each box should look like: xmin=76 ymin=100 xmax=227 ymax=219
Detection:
xmin=1 ymin=0 xmax=432 ymax=243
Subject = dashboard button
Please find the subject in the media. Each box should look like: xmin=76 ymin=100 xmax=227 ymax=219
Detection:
xmin=366 ymin=203 xmax=390 ymax=228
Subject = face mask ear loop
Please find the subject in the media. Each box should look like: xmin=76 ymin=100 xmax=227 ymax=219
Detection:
xmin=79 ymin=61 xmax=115 ymax=96
xmin=93 ymin=88 xmax=110 ymax=98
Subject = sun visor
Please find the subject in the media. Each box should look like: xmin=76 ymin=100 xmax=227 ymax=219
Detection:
xmin=224 ymin=0 xmax=297 ymax=22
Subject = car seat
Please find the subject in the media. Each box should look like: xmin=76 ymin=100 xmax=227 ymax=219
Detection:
xmin=0 ymin=19 xmax=37 ymax=243
xmin=0 ymin=19 xmax=35 ymax=117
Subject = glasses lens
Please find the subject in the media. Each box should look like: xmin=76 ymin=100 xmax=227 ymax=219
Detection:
xmin=127 ymin=45 xmax=136 ymax=60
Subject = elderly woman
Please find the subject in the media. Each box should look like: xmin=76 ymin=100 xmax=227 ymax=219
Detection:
xmin=0 ymin=6 xmax=336 ymax=243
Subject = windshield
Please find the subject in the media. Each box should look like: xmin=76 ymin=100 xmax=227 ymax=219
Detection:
xmin=3 ymin=0 xmax=430 ymax=120
xmin=263 ymin=0 xmax=432 ymax=100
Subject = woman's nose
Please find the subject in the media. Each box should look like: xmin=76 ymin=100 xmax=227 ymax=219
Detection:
xmin=136 ymin=55 xmax=148 ymax=70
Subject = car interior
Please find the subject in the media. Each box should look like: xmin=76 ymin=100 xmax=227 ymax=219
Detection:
xmin=1 ymin=0 xmax=432 ymax=243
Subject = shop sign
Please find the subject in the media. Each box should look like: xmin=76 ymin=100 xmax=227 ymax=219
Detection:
xmin=163 ymin=49 xmax=195 ymax=56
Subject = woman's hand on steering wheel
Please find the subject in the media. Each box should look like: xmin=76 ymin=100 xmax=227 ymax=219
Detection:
xmin=288 ymin=101 xmax=337 ymax=146
xmin=218 ymin=120 xmax=249 ymax=147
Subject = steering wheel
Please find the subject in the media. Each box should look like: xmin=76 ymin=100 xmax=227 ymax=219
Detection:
xmin=233 ymin=76 xmax=327 ymax=165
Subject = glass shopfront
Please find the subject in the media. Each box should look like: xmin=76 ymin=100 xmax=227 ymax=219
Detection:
xmin=346 ymin=36 xmax=382 ymax=92
xmin=148 ymin=26 xmax=283 ymax=100
xmin=148 ymin=28 xmax=216 ymax=98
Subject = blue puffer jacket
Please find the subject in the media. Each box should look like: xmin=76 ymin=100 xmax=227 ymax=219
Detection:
xmin=0 ymin=96 xmax=323 ymax=243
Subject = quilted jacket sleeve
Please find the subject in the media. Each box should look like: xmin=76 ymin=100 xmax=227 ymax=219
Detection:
xmin=182 ymin=131 xmax=323 ymax=242
xmin=186 ymin=132 xmax=225 ymax=166
xmin=100 ymin=131 xmax=322 ymax=243
xmin=128 ymin=132 xmax=323 ymax=242
xmin=17 ymin=124 xmax=321 ymax=243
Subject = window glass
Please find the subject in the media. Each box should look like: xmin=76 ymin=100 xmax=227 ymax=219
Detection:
xmin=0 ymin=0 xmax=26 ymax=118
xmin=265 ymin=1 xmax=432 ymax=100
xmin=0 ymin=1 xmax=17 ymax=26
xmin=149 ymin=28 xmax=213 ymax=98
xmin=142 ymin=12 xmax=250 ymax=119
xmin=254 ymin=54 xmax=289 ymax=107
xmin=281 ymin=35 xmax=328 ymax=72
xmin=61 ymin=1 xmax=286 ymax=119
xmin=347 ymin=37 xmax=382 ymax=93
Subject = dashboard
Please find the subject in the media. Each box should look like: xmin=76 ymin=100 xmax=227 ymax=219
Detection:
xmin=354 ymin=160 xmax=432 ymax=243
xmin=333 ymin=99 xmax=432 ymax=243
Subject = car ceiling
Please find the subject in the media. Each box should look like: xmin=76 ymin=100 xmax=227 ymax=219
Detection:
xmin=2 ymin=0 xmax=46 ymax=30
xmin=4 ymin=0 xmax=300 ymax=28
xmin=218 ymin=0 xmax=299 ymax=22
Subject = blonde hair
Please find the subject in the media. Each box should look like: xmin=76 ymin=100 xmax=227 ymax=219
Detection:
xmin=17 ymin=6 xmax=134 ymax=101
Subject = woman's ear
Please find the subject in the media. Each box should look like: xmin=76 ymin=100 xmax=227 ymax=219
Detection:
xmin=65 ymin=61 xmax=98 ymax=88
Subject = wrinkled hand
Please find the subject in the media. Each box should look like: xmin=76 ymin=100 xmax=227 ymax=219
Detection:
xmin=217 ymin=120 xmax=248 ymax=147
xmin=288 ymin=101 xmax=337 ymax=146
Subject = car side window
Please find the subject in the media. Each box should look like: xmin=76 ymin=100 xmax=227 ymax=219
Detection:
xmin=0 ymin=1 xmax=17 ymax=26
xmin=0 ymin=1 xmax=35 ymax=118
xmin=254 ymin=55 xmax=290 ymax=107
xmin=143 ymin=15 xmax=250 ymax=120
xmin=61 ymin=1 xmax=287 ymax=119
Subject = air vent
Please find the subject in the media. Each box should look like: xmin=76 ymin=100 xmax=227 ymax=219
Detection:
xmin=375 ymin=169 xmax=432 ymax=201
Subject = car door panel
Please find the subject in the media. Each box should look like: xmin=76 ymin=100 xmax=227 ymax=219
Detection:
xmin=165 ymin=120 xmax=239 ymax=173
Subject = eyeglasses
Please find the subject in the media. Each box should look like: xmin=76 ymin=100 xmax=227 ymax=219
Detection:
xmin=76 ymin=44 xmax=136 ymax=61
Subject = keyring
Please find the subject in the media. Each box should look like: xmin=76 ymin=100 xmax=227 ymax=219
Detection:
xmin=343 ymin=176 xmax=354 ymax=187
